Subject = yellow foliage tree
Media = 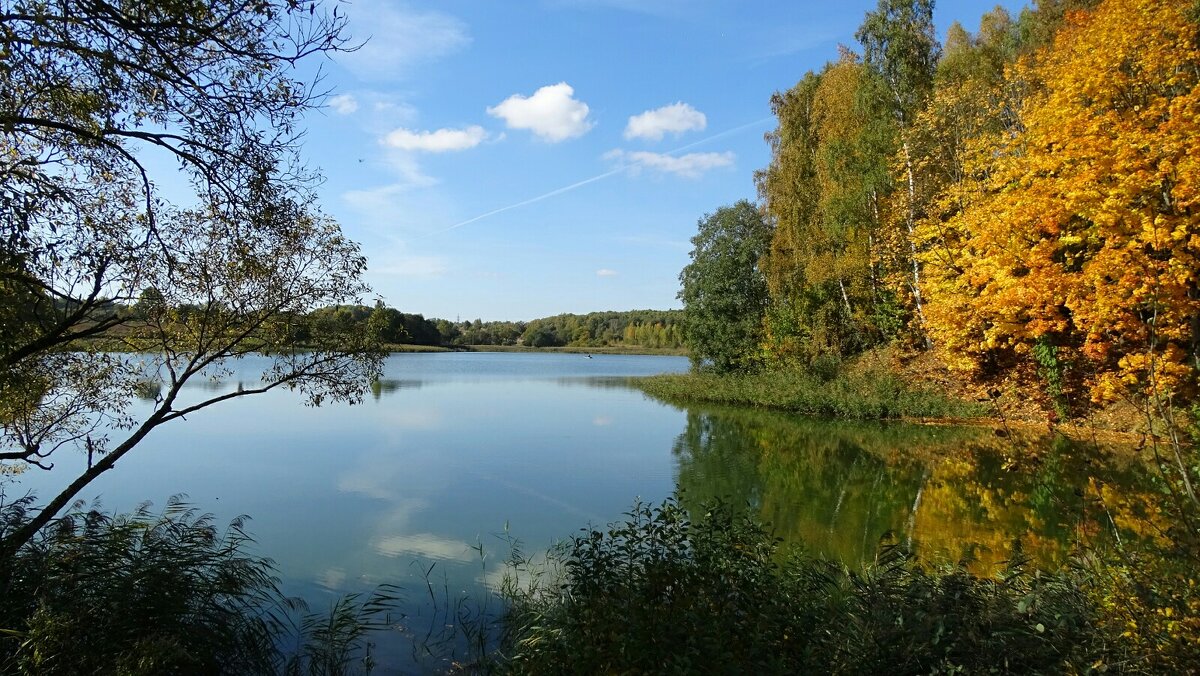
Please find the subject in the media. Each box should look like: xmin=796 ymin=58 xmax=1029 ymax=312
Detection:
xmin=921 ymin=0 xmax=1200 ymax=402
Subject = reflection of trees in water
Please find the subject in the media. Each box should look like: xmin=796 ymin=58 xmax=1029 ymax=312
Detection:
xmin=670 ymin=407 xmax=1158 ymax=573
xmin=369 ymin=379 xmax=424 ymax=399
xmin=133 ymin=379 xmax=162 ymax=402
xmin=672 ymin=411 xmax=763 ymax=510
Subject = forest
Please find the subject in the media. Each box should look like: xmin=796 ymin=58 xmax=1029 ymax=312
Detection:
xmin=680 ymin=0 xmax=1199 ymax=425
xmin=292 ymin=305 xmax=683 ymax=350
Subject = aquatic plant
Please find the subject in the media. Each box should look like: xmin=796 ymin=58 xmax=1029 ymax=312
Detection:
xmin=0 ymin=494 xmax=397 ymax=675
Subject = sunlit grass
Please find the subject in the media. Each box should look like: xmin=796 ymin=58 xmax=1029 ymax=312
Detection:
xmin=634 ymin=367 xmax=984 ymax=420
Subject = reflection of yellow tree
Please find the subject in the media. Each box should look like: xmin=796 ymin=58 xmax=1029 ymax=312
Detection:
xmin=671 ymin=406 xmax=1164 ymax=574
xmin=915 ymin=455 xmax=1063 ymax=573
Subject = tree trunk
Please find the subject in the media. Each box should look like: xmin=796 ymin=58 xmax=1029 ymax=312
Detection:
xmin=900 ymin=139 xmax=932 ymax=349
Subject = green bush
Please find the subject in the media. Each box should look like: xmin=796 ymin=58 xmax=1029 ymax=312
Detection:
xmin=498 ymin=498 xmax=1102 ymax=675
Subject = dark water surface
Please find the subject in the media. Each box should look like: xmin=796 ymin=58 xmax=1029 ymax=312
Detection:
xmin=8 ymin=352 xmax=1153 ymax=671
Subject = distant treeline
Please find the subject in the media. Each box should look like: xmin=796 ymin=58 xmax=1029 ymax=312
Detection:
xmin=94 ymin=295 xmax=684 ymax=351
xmin=264 ymin=304 xmax=682 ymax=349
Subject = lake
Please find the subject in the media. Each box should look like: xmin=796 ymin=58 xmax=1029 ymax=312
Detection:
xmin=6 ymin=352 xmax=1155 ymax=672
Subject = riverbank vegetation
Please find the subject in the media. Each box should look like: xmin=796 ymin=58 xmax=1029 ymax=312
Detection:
xmin=647 ymin=0 xmax=1200 ymax=668
xmin=636 ymin=365 xmax=981 ymax=420
xmin=674 ymin=0 xmax=1199 ymax=435
xmin=300 ymin=306 xmax=685 ymax=352
xmin=496 ymin=497 xmax=1199 ymax=674
xmin=76 ymin=302 xmax=686 ymax=354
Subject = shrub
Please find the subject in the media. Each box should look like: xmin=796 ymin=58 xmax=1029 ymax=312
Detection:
xmin=0 ymin=494 xmax=397 ymax=675
xmin=498 ymin=498 xmax=1102 ymax=675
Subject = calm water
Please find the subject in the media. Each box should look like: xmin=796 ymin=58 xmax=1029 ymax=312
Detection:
xmin=7 ymin=352 xmax=1154 ymax=672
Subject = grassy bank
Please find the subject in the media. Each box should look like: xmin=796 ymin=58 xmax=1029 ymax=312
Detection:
xmin=463 ymin=344 xmax=688 ymax=356
xmin=382 ymin=342 xmax=454 ymax=353
xmin=633 ymin=367 xmax=985 ymax=420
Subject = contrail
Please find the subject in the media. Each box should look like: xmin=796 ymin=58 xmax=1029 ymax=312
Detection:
xmin=426 ymin=167 xmax=625 ymax=236
xmin=426 ymin=115 xmax=775 ymax=236
xmin=662 ymin=116 xmax=774 ymax=154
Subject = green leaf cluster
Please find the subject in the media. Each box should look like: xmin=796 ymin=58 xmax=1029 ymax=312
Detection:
xmin=678 ymin=200 xmax=772 ymax=372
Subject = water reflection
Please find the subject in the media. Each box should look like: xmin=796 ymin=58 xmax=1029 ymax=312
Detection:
xmin=133 ymin=379 xmax=161 ymax=402
xmin=369 ymin=378 xmax=424 ymax=399
xmin=555 ymin=376 xmax=642 ymax=389
xmin=671 ymin=406 xmax=1155 ymax=573
xmin=373 ymin=533 xmax=477 ymax=562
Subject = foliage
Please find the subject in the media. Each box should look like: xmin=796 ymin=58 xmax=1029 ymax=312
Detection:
xmin=296 ymin=309 xmax=686 ymax=351
xmin=452 ymin=319 xmax=527 ymax=347
xmin=513 ymin=310 xmax=684 ymax=350
xmin=0 ymin=0 xmax=383 ymax=554
xmin=678 ymin=201 xmax=772 ymax=372
xmin=856 ymin=0 xmax=941 ymax=345
xmin=635 ymin=364 xmax=984 ymax=420
xmin=919 ymin=0 xmax=1200 ymax=404
xmin=0 ymin=495 xmax=398 ymax=675
xmin=1032 ymin=337 xmax=1072 ymax=419
xmin=756 ymin=0 xmax=944 ymax=367
xmin=736 ymin=0 xmax=1200 ymax=419
xmin=498 ymin=497 xmax=1102 ymax=675
xmin=756 ymin=56 xmax=899 ymax=366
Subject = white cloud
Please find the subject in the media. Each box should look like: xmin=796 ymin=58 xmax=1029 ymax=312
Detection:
xmin=338 ymin=1 xmax=470 ymax=81
xmin=624 ymin=102 xmax=706 ymax=141
xmin=606 ymin=149 xmax=735 ymax=178
xmin=595 ymin=268 xmax=618 ymax=277
xmin=328 ymin=93 xmax=359 ymax=115
xmin=374 ymin=533 xmax=476 ymax=562
xmin=487 ymin=83 xmax=593 ymax=142
xmin=382 ymin=125 xmax=487 ymax=152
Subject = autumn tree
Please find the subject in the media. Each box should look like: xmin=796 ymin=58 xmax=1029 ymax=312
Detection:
xmin=757 ymin=50 xmax=904 ymax=365
xmin=679 ymin=201 xmax=773 ymax=372
xmin=0 ymin=0 xmax=382 ymax=556
xmin=757 ymin=72 xmax=822 ymax=363
xmin=907 ymin=10 xmax=1021 ymax=357
xmin=856 ymin=0 xmax=941 ymax=343
xmin=921 ymin=0 xmax=1200 ymax=405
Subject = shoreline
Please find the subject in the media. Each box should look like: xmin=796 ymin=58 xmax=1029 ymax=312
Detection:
xmin=630 ymin=370 xmax=1159 ymax=446
xmin=454 ymin=344 xmax=687 ymax=356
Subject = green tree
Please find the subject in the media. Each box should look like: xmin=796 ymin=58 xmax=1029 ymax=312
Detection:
xmin=679 ymin=201 xmax=772 ymax=372
xmin=0 ymin=1 xmax=381 ymax=556
xmin=133 ymin=287 xmax=166 ymax=321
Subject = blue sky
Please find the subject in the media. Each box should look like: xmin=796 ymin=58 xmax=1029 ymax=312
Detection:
xmin=300 ymin=0 xmax=1026 ymax=321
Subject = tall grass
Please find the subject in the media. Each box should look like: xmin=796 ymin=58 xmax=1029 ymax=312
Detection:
xmin=0 ymin=494 xmax=398 ymax=675
xmin=634 ymin=367 xmax=983 ymax=420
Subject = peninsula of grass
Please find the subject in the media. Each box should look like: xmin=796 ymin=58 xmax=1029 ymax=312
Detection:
xmin=633 ymin=367 xmax=985 ymax=420
xmin=463 ymin=344 xmax=688 ymax=356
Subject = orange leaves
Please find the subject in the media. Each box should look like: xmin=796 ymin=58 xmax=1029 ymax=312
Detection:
xmin=921 ymin=0 xmax=1200 ymax=403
